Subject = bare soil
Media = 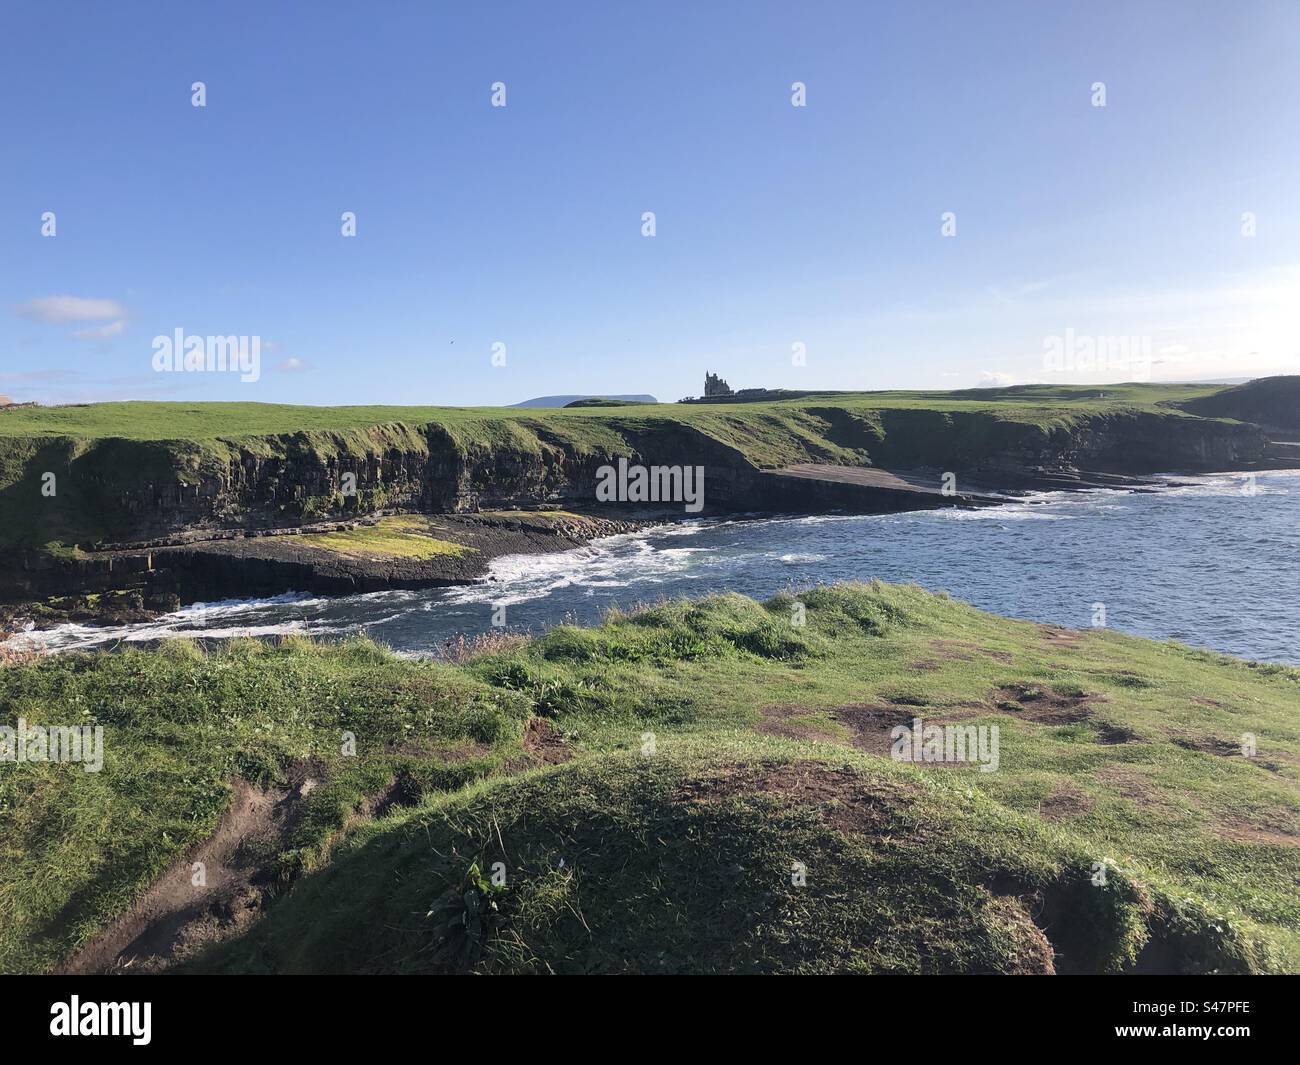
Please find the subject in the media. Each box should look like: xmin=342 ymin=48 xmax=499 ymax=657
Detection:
xmin=673 ymin=760 xmax=916 ymax=836
xmin=505 ymin=717 xmax=573 ymax=772
xmin=60 ymin=772 xmax=314 ymax=973
xmin=1038 ymin=783 xmax=1095 ymax=820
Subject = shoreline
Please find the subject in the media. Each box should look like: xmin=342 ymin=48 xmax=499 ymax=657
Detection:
xmin=6 ymin=468 xmax=1294 ymax=660
xmin=1 ymin=509 xmax=649 ymax=633
xmin=0 ymin=468 xmax=1272 ymax=632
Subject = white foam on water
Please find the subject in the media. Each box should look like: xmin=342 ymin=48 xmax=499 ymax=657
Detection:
xmin=8 ymin=469 xmax=1296 ymax=659
xmin=443 ymin=530 xmax=714 ymax=607
xmin=3 ymin=616 xmax=312 ymax=655
xmin=1153 ymin=471 xmax=1293 ymax=497
xmin=176 ymin=591 xmax=319 ymax=616
xmin=794 ymin=513 xmax=870 ymax=526
xmin=934 ymin=504 xmax=1071 ymax=522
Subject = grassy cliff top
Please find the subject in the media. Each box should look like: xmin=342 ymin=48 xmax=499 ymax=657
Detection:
xmin=0 ymin=382 xmax=1235 ymax=442
xmin=2 ymin=379 xmax=1291 ymax=557
xmin=3 ymin=582 xmax=1296 ymax=974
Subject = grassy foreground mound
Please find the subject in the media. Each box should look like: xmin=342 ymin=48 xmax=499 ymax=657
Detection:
xmin=2 ymin=583 xmax=1297 ymax=974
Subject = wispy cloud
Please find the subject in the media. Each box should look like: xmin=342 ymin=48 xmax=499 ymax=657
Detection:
xmin=72 ymin=319 xmax=127 ymax=340
xmin=988 ymin=278 xmax=1058 ymax=307
xmin=15 ymin=295 xmax=128 ymax=324
xmin=276 ymin=357 xmax=310 ymax=372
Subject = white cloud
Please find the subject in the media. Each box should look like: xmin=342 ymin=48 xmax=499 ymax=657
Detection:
xmin=276 ymin=357 xmax=309 ymax=372
xmin=15 ymin=295 xmax=128 ymax=324
xmin=72 ymin=319 xmax=126 ymax=340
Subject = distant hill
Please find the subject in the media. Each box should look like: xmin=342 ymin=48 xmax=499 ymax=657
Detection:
xmin=512 ymin=394 xmax=657 ymax=408
xmin=1177 ymin=374 xmax=1300 ymax=431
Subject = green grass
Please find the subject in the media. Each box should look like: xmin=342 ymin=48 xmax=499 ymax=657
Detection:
xmin=2 ymin=379 xmax=1286 ymax=552
xmin=0 ymin=636 xmax=530 ymax=973
xmin=196 ymin=747 xmax=1141 ymax=974
xmin=2 ymin=582 xmax=1296 ymax=974
xmin=287 ymin=516 xmax=473 ymax=560
xmin=0 ymin=385 xmax=1227 ymax=441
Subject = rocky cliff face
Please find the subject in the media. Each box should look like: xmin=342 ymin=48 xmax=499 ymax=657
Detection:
xmin=798 ymin=406 xmax=1269 ymax=479
xmin=1177 ymin=375 xmax=1300 ymax=433
xmin=0 ymin=399 xmax=1287 ymax=613
xmin=0 ymin=405 xmax=1278 ymax=561
xmin=982 ymin=411 xmax=1268 ymax=474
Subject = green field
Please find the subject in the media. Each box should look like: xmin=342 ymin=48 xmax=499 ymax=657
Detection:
xmin=0 ymin=382 xmax=1229 ymax=445
xmin=4 ymin=381 xmax=1278 ymax=555
xmin=3 ymin=582 xmax=1296 ymax=974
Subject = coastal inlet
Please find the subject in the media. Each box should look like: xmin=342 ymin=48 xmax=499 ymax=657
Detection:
xmin=9 ymin=470 xmax=1298 ymax=665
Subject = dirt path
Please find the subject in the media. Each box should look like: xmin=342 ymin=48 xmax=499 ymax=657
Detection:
xmin=59 ymin=719 xmax=574 ymax=974
xmin=59 ymin=775 xmax=311 ymax=974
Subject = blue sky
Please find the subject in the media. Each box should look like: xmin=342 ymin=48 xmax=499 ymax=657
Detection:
xmin=2 ymin=1 xmax=1298 ymax=406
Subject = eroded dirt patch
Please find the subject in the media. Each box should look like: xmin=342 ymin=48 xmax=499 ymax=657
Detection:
xmin=1172 ymin=734 xmax=1244 ymax=757
xmin=1038 ymin=783 xmax=1095 ymax=820
xmin=833 ymin=703 xmax=983 ymax=756
xmin=1215 ymin=816 xmax=1300 ymax=848
xmin=1095 ymin=723 xmax=1137 ymax=745
xmin=759 ymin=702 xmax=984 ymax=759
xmin=511 ymin=717 xmax=573 ymax=769
xmin=992 ymin=683 xmax=1096 ymax=725
xmin=674 ymin=761 xmax=916 ymax=836
xmin=1038 ymin=625 xmax=1084 ymax=647
xmin=829 ymin=704 xmax=917 ymax=755
xmin=990 ymin=683 xmax=1139 ymax=745
xmin=1096 ymin=766 xmax=1184 ymax=819
xmin=61 ymin=772 xmax=315 ymax=974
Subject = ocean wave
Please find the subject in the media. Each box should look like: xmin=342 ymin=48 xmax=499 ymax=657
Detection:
xmin=4 ymin=618 xmax=310 ymax=655
xmin=1152 ymin=471 xmax=1294 ymax=497
xmin=441 ymin=534 xmax=705 ymax=607
xmin=934 ymin=506 xmax=1070 ymax=522
xmin=7 ymin=469 xmax=1298 ymax=663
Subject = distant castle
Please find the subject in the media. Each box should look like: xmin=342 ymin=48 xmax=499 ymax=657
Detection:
xmin=679 ymin=372 xmax=796 ymax=404
xmin=704 ymin=371 xmax=733 ymax=398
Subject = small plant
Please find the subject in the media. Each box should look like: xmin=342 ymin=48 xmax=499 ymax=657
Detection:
xmin=441 ymin=630 xmax=527 ymax=664
xmin=489 ymin=661 xmax=534 ymax=691
xmin=0 ymin=623 xmax=35 ymax=668
xmin=426 ymin=860 xmax=508 ymax=966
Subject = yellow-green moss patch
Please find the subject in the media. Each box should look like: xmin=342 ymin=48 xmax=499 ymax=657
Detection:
xmin=290 ymin=516 xmax=474 ymax=561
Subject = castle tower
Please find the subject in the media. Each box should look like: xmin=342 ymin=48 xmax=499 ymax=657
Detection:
xmin=704 ymin=371 xmax=733 ymax=398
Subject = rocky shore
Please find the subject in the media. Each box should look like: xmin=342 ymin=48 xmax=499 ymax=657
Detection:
xmin=4 ymin=377 xmax=1298 ymax=631
xmin=1 ymin=510 xmax=643 ymax=630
